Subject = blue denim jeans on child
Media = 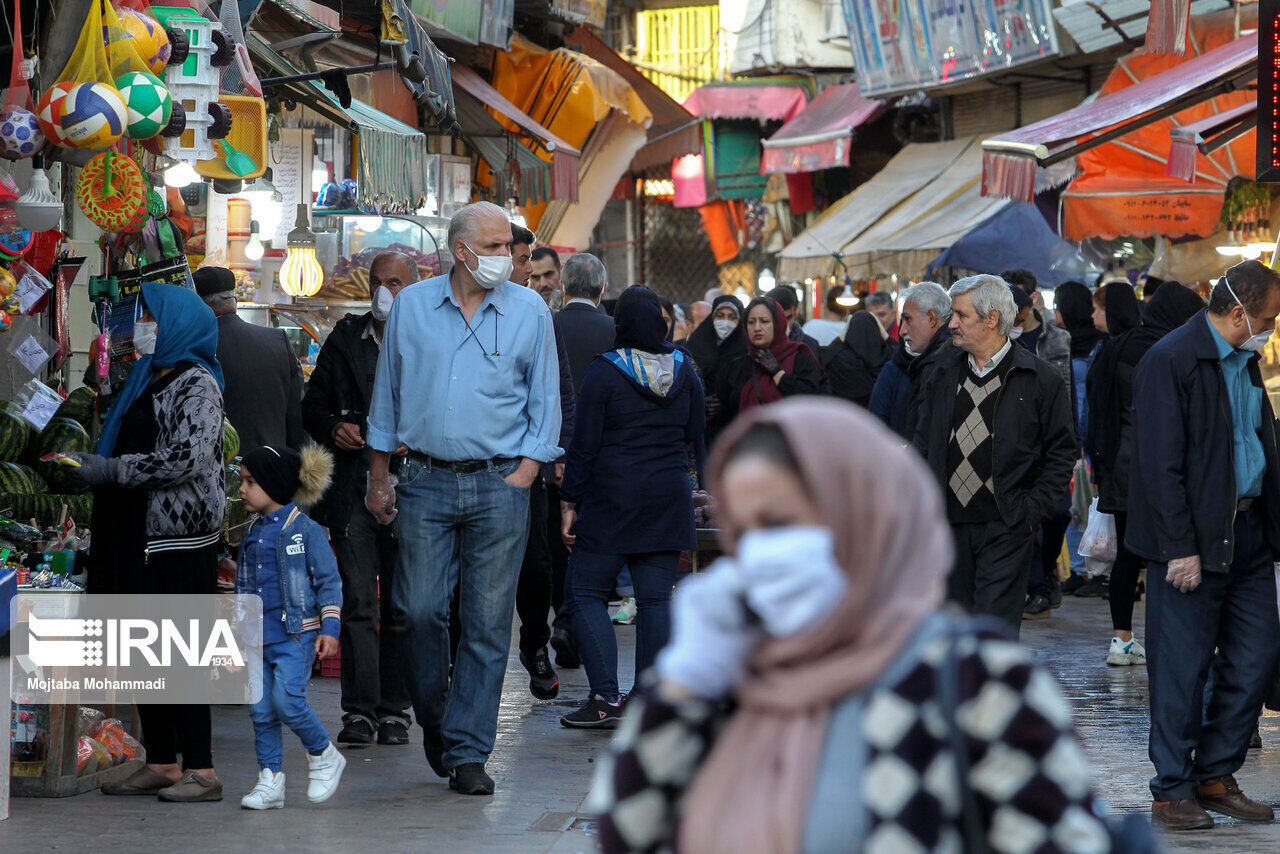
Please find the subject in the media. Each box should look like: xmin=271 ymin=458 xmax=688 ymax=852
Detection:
xmin=567 ymin=550 xmax=680 ymax=701
xmin=250 ymin=631 xmax=329 ymax=772
xmin=392 ymin=457 xmax=531 ymax=770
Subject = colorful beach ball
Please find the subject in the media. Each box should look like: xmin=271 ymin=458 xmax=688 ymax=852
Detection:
xmin=60 ymin=82 xmax=128 ymax=150
xmin=36 ymin=82 xmax=78 ymax=147
xmin=0 ymin=108 xmax=44 ymax=159
xmin=119 ymin=9 xmax=172 ymax=76
xmin=115 ymin=72 xmax=172 ymax=140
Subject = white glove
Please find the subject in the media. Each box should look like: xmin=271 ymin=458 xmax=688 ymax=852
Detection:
xmin=736 ymin=526 xmax=848 ymax=637
xmin=365 ymin=473 xmax=399 ymax=525
xmin=655 ymin=559 xmax=763 ymax=699
xmin=1166 ymin=555 xmax=1201 ymax=593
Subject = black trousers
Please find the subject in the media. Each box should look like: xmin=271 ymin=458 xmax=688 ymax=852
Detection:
xmin=332 ymin=505 xmax=410 ymax=723
xmin=1108 ymin=512 xmax=1144 ymax=632
xmin=545 ymin=481 xmax=571 ymax=632
xmin=948 ymin=520 xmax=1037 ymax=636
xmin=515 ymin=479 xmax=553 ymax=658
xmin=1146 ymin=507 xmax=1280 ymax=800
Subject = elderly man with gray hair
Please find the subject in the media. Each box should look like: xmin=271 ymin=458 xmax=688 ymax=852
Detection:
xmin=912 ymin=274 xmax=1076 ymax=632
xmin=869 ymin=281 xmax=952 ymax=438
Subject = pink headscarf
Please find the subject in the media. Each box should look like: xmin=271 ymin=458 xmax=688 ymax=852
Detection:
xmin=679 ymin=397 xmax=954 ymax=854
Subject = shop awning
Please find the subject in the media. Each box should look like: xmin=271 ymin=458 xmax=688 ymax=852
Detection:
xmin=564 ymin=25 xmax=701 ymax=173
xmin=451 ymin=64 xmax=581 ymax=203
xmin=683 ymin=79 xmax=812 ymax=123
xmin=1052 ymin=0 xmax=1229 ymax=55
xmin=1167 ymin=101 xmax=1257 ymax=180
xmin=929 ymin=203 xmax=1095 ymax=288
xmin=981 ymin=31 xmax=1257 ymax=201
xmin=760 ymin=84 xmax=885 ymax=174
xmin=452 ymin=87 xmax=570 ymax=205
xmin=777 ymin=136 xmax=974 ymax=281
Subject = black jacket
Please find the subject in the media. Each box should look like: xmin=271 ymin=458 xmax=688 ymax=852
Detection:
xmin=713 ymin=347 xmax=824 ymax=431
xmin=554 ymin=301 xmax=616 ymax=395
xmin=301 ymin=313 xmax=383 ymax=531
xmin=1127 ymin=312 xmax=1280 ymax=571
xmin=900 ymin=325 xmax=955 ymax=441
xmin=913 ymin=341 xmax=1076 ymax=530
xmin=821 ymin=312 xmax=892 ymax=407
xmin=217 ymin=312 xmax=304 ymax=454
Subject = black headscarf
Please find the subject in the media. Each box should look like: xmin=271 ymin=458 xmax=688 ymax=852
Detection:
xmin=685 ymin=293 xmax=747 ymax=382
xmin=843 ymin=311 xmax=891 ymax=371
xmin=1055 ymin=281 xmax=1104 ymax=358
xmin=1104 ymin=283 xmax=1142 ymax=337
xmin=613 ymin=298 xmax=674 ymax=354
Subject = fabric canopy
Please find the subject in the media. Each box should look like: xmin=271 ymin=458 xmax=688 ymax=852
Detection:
xmin=1060 ymin=8 xmax=1257 ymax=240
xmin=1167 ymin=101 xmax=1256 ymax=180
xmin=683 ymin=79 xmax=811 ymax=123
xmin=981 ymin=26 xmax=1257 ymax=202
xmin=760 ymin=84 xmax=885 ymax=174
xmin=928 ymin=203 xmax=1090 ymax=288
xmin=452 ymin=89 xmax=563 ymax=205
xmin=451 ymin=63 xmax=581 ymax=203
xmin=564 ymin=25 xmax=701 ymax=173
xmin=777 ymin=137 xmax=973 ymax=281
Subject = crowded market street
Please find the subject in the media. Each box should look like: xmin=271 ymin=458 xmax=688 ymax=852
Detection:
xmin=2 ymin=597 xmax=1280 ymax=853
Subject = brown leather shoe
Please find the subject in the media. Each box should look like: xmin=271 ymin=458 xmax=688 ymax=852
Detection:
xmin=101 ymin=765 xmax=178 ymax=796
xmin=1151 ymin=798 xmax=1214 ymax=830
xmin=156 ymin=770 xmax=223 ymax=802
xmin=1197 ymin=775 xmax=1274 ymax=822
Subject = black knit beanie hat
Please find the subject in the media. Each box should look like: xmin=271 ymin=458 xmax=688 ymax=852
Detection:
xmin=242 ymin=446 xmax=302 ymax=506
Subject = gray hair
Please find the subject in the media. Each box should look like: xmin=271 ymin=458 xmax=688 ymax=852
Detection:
xmin=369 ymin=250 xmax=419 ymax=281
xmin=948 ymin=274 xmax=1015 ymax=336
xmin=201 ymin=291 xmax=236 ymax=312
xmin=864 ymin=292 xmax=894 ymax=311
xmin=562 ymin=252 xmax=607 ymax=301
xmin=900 ymin=281 xmax=951 ymax=322
xmin=447 ymin=201 xmax=507 ymax=254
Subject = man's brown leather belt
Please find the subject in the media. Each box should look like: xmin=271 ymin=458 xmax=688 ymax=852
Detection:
xmin=406 ymin=450 xmax=517 ymax=474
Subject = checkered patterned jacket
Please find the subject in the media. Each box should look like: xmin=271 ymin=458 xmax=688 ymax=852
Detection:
xmin=592 ymin=617 xmax=1116 ymax=853
xmin=115 ymin=364 xmax=226 ymax=538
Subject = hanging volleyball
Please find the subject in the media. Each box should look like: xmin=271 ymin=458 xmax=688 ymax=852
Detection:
xmin=0 ymin=108 xmax=44 ymax=160
xmin=59 ymin=82 xmax=128 ymax=150
xmin=118 ymin=9 xmax=172 ymax=76
xmin=115 ymin=71 xmax=172 ymax=140
xmin=36 ymin=82 xmax=78 ymax=148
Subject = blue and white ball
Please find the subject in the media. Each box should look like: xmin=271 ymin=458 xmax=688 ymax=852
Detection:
xmin=0 ymin=108 xmax=44 ymax=160
xmin=59 ymin=82 xmax=127 ymax=150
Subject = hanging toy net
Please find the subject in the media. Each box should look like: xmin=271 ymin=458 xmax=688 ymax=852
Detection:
xmin=0 ymin=0 xmax=43 ymax=161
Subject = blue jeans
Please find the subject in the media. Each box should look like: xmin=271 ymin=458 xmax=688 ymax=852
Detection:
xmin=616 ymin=567 xmax=635 ymax=598
xmin=567 ymin=550 xmax=679 ymax=701
xmin=393 ymin=457 xmax=530 ymax=769
xmin=1066 ymin=520 xmax=1086 ymax=575
xmin=249 ymin=631 xmax=329 ymax=773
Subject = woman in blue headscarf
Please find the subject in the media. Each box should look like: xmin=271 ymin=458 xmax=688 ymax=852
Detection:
xmin=70 ymin=282 xmax=228 ymax=802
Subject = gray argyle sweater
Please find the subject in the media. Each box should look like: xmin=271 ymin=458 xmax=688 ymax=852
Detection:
xmin=114 ymin=365 xmax=226 ymax=538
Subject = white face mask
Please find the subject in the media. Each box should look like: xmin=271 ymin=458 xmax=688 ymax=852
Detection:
xmin=371 ymin=286 xmax=395 ymax=322
xmin=735 ymin=526 xmax=847 ymax=637
xmin=133 ymin=321 xmax=158 ymax=356
xmin=902 ymin=339 xmax=919 ymax=357
xmin=713 ymin=318 xmax=737 ymax=341
xmin=1008 ymin=325 xmax=1024 ymax=341
xmin=461 ymin=242 xmax=513 ymax=290
xmin=1223 ymin=275 xmax=1273 ymax=352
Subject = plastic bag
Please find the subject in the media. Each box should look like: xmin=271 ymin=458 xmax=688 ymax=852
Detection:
xmin=1071 ymin=458 xmax=1093 ymax=528
xmin=76 ymin=736 xmax=112 ymax=775
xmin=1078 ymin=498 xmax=1117 ymax=563
xmin=90 ymin=717 xmax=143 ymax=765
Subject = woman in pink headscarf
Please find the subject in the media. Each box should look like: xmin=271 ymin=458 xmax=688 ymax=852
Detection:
xmin=592 ymin=398 xmax=1136 ymax=854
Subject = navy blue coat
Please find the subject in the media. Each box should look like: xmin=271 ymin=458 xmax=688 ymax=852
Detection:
xmin=560 ymin=352 xmax=705 ymax=555
xmin=1127 ymin=311 xmax=1280 ymax=571
xmin=869 ymin=353 xmax=909 ymax=434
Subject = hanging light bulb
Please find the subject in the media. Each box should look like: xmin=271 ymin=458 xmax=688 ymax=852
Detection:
xmin=355 ymin=215 xmax=383 ymax=233
xmin=165 ymin=160 xmax=200 ymax=188
xmin=280 ymin=203 xmax=324 ymax=297
xmin=14 ymin=162 xmax=63 ymax=232
xmin=245 ymin=221 xmax=265 ymax=261
xmin=757 ymin=268 xmax=776 ymax=293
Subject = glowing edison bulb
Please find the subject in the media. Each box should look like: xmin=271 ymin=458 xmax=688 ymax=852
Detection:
xmin=245 ymin=228 xmax=265 ymax=261
xmin=280 ymin=203 xmax=323 ymax=297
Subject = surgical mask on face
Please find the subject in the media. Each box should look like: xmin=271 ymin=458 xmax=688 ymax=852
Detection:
xmin=735 ymin=526 xmax=847 ymax=637
xmin=1223 ymin=275 xmax=1273 ymax=352
xmin=1008 ymin=325 xmax=1024 ymax=341
xmin=713 ymin=319 xmax=737 ymax=341
xmin=371 ymin=286 xmax=395 ymax=322
xmin=461 ymin=242 xmax=513 ymax=290
xmin=133 ymin=321 xmax=158 ymax=356
xmin=903 ymin=339 xmax=919 ymax=357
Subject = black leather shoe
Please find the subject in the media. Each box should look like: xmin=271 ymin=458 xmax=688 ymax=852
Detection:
xmin=423 ymin=729 xmax=447 ymax=778
xmin=449 ymin=763 xmax=495 ymax=795
xmin=550 ymin=627 xmax=581 ymax=669
xmin=377 ymin=718 xmax=409 ymax=745
xmin=337 ymin=715 xmax=375 ymax=746
xmin=1061 ymin=573 xmax=1087 ymax=595
xmin=1022 ymin=594 xmax=1052 ymax=620
xmin=521 ymin=647 xmax=560 ymax=700
xmin=1074 ymin=578 xmax=1106 ymax=598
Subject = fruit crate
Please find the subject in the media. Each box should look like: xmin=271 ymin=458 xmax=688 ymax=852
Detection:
xmin=319 ymin=647 xmax=340 ymax=678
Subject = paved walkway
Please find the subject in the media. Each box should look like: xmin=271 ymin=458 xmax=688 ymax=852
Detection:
xmin=3 ymin=596 xmax=1280 ymax=852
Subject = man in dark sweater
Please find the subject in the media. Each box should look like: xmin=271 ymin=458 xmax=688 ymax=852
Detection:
xmin=913 ymin=274 xmax=1076 ymax=633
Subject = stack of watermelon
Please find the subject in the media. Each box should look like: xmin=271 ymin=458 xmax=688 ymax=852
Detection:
xmin=0 ymin=392 xmax=97 ymax=524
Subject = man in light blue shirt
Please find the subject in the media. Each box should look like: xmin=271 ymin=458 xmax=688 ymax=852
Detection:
xmin=365 ymin=201 xmax=561 ymax=796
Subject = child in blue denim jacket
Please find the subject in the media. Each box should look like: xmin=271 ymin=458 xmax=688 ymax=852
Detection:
xmin=236 ymin=444 xmax=345 ymax=809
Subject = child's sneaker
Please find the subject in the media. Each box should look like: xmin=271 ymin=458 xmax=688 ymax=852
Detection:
xmin=306 ymin=742 xmax=346 ymax=803
xmin=240 ymin=768 xmax=285 ymax=810
xmin=610 ymin=597 xmax=637 ymax=625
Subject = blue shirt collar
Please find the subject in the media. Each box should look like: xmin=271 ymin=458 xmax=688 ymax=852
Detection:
xmin=265 ymin=502 xmax=296 ymax=525
xmin=1205 ymin=313 xmax=1246 ymax=362
xmin=434 ymin=269 xmax=506 ymax=316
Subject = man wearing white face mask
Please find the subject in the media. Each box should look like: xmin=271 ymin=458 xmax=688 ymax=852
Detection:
xmin=1130 ymin=259 xmax=1280 ymax=831
xmin=365 ymin=201 xmax=561 ymax=796
xmin=302 ymin=251 xmax=417 ymax=747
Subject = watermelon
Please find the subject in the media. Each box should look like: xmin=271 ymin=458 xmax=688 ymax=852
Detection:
xmin=0 ymin=410 xmax=31 ymax=462
xmin=223 ymin=418 xmax=240 ymax=466
xmin=37 ymin=418 xmax=92 ymax=493
xmin=0 ymin=462 xmax=46 ymax=494
xmin=58 ymin=386 xmax=98 ymax=430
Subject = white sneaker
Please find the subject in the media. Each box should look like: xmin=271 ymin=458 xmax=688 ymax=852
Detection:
xmin=306 ymin=742 xmax=346 ymax=803
xmin=611 ymin=597 xmax=637 ymax=625
xmin=1126 ymin=639 xmax=1147 ymax=666
xmin=240 ymin=768 xmax=285 ymax=810
xmin=1106 ymin=637 xmax=1147 ymax=666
